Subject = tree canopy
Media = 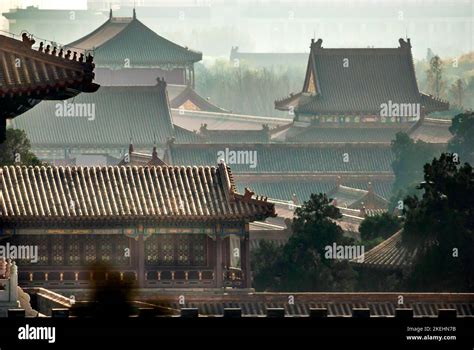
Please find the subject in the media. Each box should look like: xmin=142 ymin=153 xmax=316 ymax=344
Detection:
xmin=448 ymin=111 xmax=474 ymax=165
xmin=391 ymin=132 xmax=439 ymax=192
xmin=0 ymin=129 xmax=42 ymax=166
xmin=251 ymin=193 xmax=357 ymax=292
xmin=359 ymin=212 xmax=402 ymax=250
xmin=402 ymin=153 xmax=474 ymax=291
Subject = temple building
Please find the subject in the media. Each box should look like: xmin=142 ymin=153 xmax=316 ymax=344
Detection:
xmin=67 ymin=9 xmax=201 ymax=87
xmin=0 ymin=163 xmax=275 ymax=289
xmin=0 ymin=33 xmax=99 ymax=142
xmin=10 ymin=79 xmax=198 ymax=165
xmin=327 ymin=180 xmax=389 ymax=211
xmin=274 ymin=38 xmax=449 ymax=143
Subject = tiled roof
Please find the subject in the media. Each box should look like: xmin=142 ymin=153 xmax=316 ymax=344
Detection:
xmin=0 ymin=164 xmax=275 ymax=227
xmin=327 ymin=184 xmax=388 ymax=209
xmin=420 ymin=93 xmax=450 ymax=114
xmin=276 ymin=39 xmax=449 ymax=115
xmin=409 ymin=118 xmax=453 ymax=144
xmin=352 ymin=230 xmax=416 ymax=271
xmin=197 ymin=124 xmax=270 ymax=143
xmin=171 ymin=301 xmax=474 ymax=317
xmin=285 ymin=126 xmax=408 ymax=143
xmin=171 ymin=109 xmax=288 ymax=132
xmin=0 ymin=34 xmax=99 ymax=119
xmin=12 ymin=81 xmax=175 ymax=147
xmin=67 ymin=15 xmax=202 ymax=67
xmin=167 ymin=85 xmax=228 ymax=113
xmin=149 ymin=292 xmax=474 ymax=317
xmin=173 ymin=125 xmax=204 ymax=144
xmin=170 ymin=143 xmax=394 ymax=173
xmin=234 ymin=180 xmax=393 ymax=208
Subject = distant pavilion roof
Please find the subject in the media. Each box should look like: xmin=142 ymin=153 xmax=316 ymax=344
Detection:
xmin=275 ymin=38 xmax=449 ymax=115
xmin=66 ymin=10 xmax=202 ymax=68
xmin=118 ymin=144 xmax=168 ymax=167
xmin=167 ymin=84 xmax=228 ymax=113
xmin=408 ymin=118 xmax=453 ymax=144
xmin=327 ymin=182 xmax=389 ymax=210
xmin=12 ymin=80 xmax=175 ymax=148
xmin=0 ymin=163 xmax=275 ymax=228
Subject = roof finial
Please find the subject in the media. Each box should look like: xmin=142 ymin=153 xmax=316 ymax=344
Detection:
xmin=133 ymin=4 xmax=136 ymax=19
xmin=129 ymin=137 xmax=134 ymax=154
xmin=152 ymin=145 xmax=158 ymax=160
xmin=109 ymin=7 xmax=112 ymax=19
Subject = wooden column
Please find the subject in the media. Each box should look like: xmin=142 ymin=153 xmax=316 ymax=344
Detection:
xmin=215 ymin=232 xmax=223 ymax=288
xmin=137 ymin=235 xmax=145 ymax=288
xmin=241 ymin=224 xmax=251 ymax=288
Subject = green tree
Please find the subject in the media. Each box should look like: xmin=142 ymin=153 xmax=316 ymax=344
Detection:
xmin=449 ymin=78 xmax=465 ymax=108
xmin=251 ymin=193 xmax=357 ymax=291
xmin=195 ymin=60 xmax=305 ymax=117
xmin=426 ymin=55 xmax=446 ymax=98
xmin=251 ymin=240 xmax=285 ymax=291
xmin=359 ymin=213 xmax=402 ymax=250
xmin=0 ymin=129 xmax=42 ymax=166
xmin=402 ymin=153 xmax=474 ymax=291
xmin=391 ymin=132 xmax=438 ymax=192
xmin=448 ymin=111 xmax=474 ymax=165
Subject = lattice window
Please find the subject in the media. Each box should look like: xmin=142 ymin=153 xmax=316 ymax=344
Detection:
xmin=37 ymin=236 xmax=49 ymax=265
xmin=98 ymin=235 xmax=112 ymax=263
xmin=190 ymin=235 xmax=207 ymax=266
xmin=115 ymin=236 xmax=130 ymax=266
xmin=158 ymin=235 xmax=174 ymax=265
xmin=51 ymin=236 xmax=64 ymax=265
xmin=145 ymin=235 xmax=159 ymax=265
xmin=176 ymin=235 xmax=190 ymax=266
xmin=84 ymin=236 xmax=96 ymax=264
xmin=66 ymin=235 xmax=81 ymax=266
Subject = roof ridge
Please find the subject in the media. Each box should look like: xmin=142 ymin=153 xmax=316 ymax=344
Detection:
xmin=66 ymin=16 xmax=129 ymax=49
xmin=100 ymin=18 xmax=202 ymax=60
xmin=0 ymin=35 xmax=93 ymax=70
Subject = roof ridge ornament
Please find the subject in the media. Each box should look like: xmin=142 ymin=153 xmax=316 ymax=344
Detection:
xmin=311 ymin=38 xmax=323 ymax=50
xmin=399 ymin=38 xmax=411 ymax=49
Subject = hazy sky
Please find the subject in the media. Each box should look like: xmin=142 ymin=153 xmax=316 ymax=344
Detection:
xmin=11 ymin=0 xmax=86 ymax=9
xmin=2 ymin=0 xmax=472 ymax=58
